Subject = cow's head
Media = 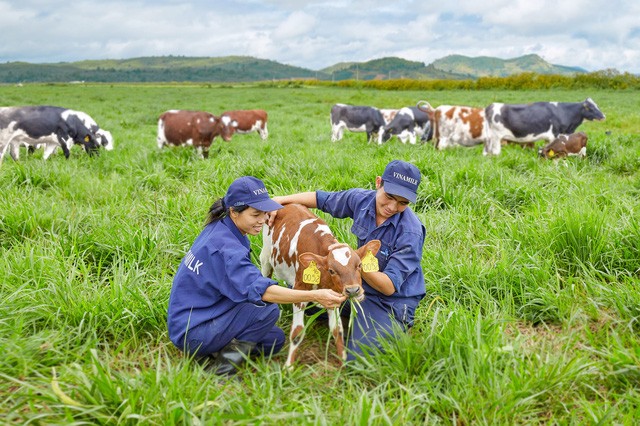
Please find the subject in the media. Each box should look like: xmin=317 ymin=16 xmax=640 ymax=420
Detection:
xmin=219 ymin=116 xmax=238 ymax=142
xmin=583 ymin=98 xmax=606 ymax=121
xmin=298 ymin=239 xmax=381 ymax=301
xmin=96 ymin=129 xmax=114 ymax=151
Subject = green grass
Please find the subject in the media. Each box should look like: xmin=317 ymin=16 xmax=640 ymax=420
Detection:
xmin=1 ymin=83 xmax=639 ymax=424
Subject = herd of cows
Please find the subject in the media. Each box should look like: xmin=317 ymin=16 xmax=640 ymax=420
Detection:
xmin=332 ymin=97 xmax=605 ymax=158
xmin=0 ymin=97 xmax=605 ymax=165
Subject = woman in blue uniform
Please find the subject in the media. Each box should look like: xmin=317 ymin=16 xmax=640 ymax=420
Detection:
xmin=270 ymin=160 xmax=426 ymax=360
xmin=168 ymin=176 xmax=346 ymax=375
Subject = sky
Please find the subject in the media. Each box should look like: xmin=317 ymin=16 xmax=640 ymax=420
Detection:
xmin=1 ymin=0 xmax=639 ymax=74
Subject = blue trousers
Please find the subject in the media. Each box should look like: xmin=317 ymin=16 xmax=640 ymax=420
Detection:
xmin=183 ymin=302 xmax=285 ymax=357
xmin=340 ymin=295 xmax=420 ymax=361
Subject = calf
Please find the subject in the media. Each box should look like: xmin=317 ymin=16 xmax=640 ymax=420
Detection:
xmin=157 ymin=110 xmax=232 ymax=158
xmin=220 ymin=109 xmax=268 ymax=140
xmin=538 ymin=132 xmax=588 ymax=159
xmin=260 ymin=204 xmax=381 ymax=368
xmin=417 ymin=101 xmax=486 ymax=150
xmin=330 ymin=104 xmax=386 ymax=143
xmin=380 ymin=106 xmax=431 ymax=145
xmin=0 ymin=106 xmax=99 ymax=163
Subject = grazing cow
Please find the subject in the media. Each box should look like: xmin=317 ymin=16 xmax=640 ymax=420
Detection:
xmin=29 ymin=110 xmax=114 ymax=156
xmin=260 ymin=204 xmax=381 ymax=368
xmin=380 ymin=106 xmax=432 ymax=145
xmin=330 ymin=104 xmax=386 ymax=143
xmin=0 ymin=105 xmax=99 ymax=163
xmin=417 ymin=101 xmax=486 ymax=150
xmin=538 ymin=132 xmax=588 ymax=159
xmin=484 ymin=98 xmax=605 ymax=156
xmin=220 ymin=109 xmax=268 ymax=140
xmin=157 ymin=110 xmax=232 ymax=158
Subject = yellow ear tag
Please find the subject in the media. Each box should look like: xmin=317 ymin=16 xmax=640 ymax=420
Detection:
xmin=302 ymin=261 xmax=321 ymax=285
xmin=362 ymin=250 xmax=379 ymax=273
xmin=548 ymin=149 xmax=555 ymax=157
xmin=84 ymin=135 xmax=90 ymax=142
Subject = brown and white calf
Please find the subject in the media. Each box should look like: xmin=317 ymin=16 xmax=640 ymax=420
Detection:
xmin=220 ymin=109 xmax=268 ymax=140
xmin=157 ymin=110 xmax=232 ymax=158
xmin=417 ymin=101 xmax=486 ymax=150
xmin=260 ymin=204 xmax=380 ymax=368
xmin=538 ymin=131 xmax=588 ymax=159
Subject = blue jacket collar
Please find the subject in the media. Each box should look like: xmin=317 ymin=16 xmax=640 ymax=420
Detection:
xmin=222 ymin=215 xmax=251 ymax=250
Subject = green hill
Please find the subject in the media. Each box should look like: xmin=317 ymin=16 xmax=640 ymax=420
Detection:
xmin=431 ymin=54 xmax=586 ymax=77
xmin=0 ymin=56 xmax=327 ymax=84
xmin=0 ymin=54 xmax=587 ymax=84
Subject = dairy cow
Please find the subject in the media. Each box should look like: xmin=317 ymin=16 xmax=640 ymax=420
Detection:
xmin=220 ymin=109 xmax=268 ymax=140
xmin=484 ymin=98 xmax=605 ymax=156
xmin=380 ymin=106 xmax=431 ymax=145
xmin=260 ymin=204 xmax=381 ymax=368
xmin=330 ymin=104 xmax=386 ymax=143
xmin=29 ymin=110 xmax=114 ymax=156
xmin=417 ymin=101 xmax=486 ymax=150
xmin=538 ymin=131 xmax=588 ymax=159
xmin=0 ymin=106 xmax=99 ymax=163
xmin=157 ymin=110 xmax=232 ymax=158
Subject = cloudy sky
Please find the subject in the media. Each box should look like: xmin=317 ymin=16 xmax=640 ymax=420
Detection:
xmin=1 ymin=0 xmax=639 ymax=73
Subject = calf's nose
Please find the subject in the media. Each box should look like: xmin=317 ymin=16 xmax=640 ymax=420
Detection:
xmin=345 ymin=286 xmax=361 ymax=298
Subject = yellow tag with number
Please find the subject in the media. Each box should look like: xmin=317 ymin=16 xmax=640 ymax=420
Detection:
xmin=362 ymin=250 xmax=379 ymax=273
xmin=84 ymin=135 xmax=90 ymax=142
xmin=302 ymin=261 xmax=321 ymax=285
xmin=548 ymin=149 xmax=555 ymax=157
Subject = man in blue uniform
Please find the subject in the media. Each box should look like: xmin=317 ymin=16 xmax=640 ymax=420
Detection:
xmin=270 ymin=160 xmax=426 ymax=360
xmin=168 ymin=176 xmax=347 ymax=375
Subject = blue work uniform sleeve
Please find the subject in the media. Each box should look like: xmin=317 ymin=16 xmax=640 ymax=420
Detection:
xmin=212 ymin=249 xmax=276 ymax=306
xmin=382 ymin=229 xmax=424 ymax=293
xmin=316 ymin=189 xmax=362 ymax=219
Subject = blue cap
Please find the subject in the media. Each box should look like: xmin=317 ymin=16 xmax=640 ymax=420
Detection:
xmin=381 ymin=160 xmax=421 ymax=203
xmin=223 ymin=176 xmax=283 ymax=212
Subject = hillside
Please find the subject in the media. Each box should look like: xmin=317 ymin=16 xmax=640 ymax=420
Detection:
xmin=0 ymin=54 xmax=586 ymax=83
xmin=431 ymin=54 xmax=586 ymax=78
xmin=0 ymin=56 xmax=326 ymax=84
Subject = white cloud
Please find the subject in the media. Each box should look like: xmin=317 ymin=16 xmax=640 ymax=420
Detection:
xmin=0 ymin=0 xmax=638 ymax=73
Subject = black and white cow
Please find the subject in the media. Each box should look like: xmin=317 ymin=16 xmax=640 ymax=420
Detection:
xmin=330 ymin=104 xmax=385 ymax=143
xmin=483 ymin=98 xmax=605 ymax=156
xmin=380 ymin=106 xmax=432 ymax=145
xmin=0 ymin=106 xmax=100 ymax=163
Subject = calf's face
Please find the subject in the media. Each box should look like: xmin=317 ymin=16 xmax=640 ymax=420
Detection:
xmin=298 ymin=240 xmax=381 ymax=301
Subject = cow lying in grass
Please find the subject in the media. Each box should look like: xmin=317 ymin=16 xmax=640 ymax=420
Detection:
xmin=260 ymin=203 xmax=380 ymax=368
xmin=538 ymin=131 xmax=588 ymax=159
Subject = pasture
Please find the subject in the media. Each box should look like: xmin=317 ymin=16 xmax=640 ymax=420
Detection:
xmin=1 ymin=83 xmax=639 ymax=424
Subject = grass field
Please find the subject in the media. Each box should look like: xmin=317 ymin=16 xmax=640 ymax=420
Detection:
xmin=1 ymin=83 xmax=639 ymax=424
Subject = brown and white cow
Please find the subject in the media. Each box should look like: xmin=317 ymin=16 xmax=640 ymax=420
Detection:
xmin=538 ymin=131 xmax=588 ymax=159
xmin=260 ymin=204 xmax=381 ymax=368
xmin=157 ymin=110 xmax=232 ymax=158
xmin=417 ymin=101 xmax=486 ymax=150
xmin=220 ymin=109 xmax=268 ymax=140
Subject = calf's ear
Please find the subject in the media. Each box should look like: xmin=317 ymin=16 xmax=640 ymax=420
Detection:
xmin=299 ymin=252 xmax=327 ymax=269
xmin=356 ymin=240 xmax=381 ymax=259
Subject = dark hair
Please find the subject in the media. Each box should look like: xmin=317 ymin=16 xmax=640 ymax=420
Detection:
xmin=205 ymin=198 xmax=249 ymax=226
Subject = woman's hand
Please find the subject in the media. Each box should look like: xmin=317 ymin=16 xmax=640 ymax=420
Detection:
xmin=312 ymin=289 xmax=347 ymax=309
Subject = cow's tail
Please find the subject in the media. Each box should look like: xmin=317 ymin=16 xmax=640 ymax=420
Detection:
xmin=416 ymin=100 xmax=433 ymax=112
